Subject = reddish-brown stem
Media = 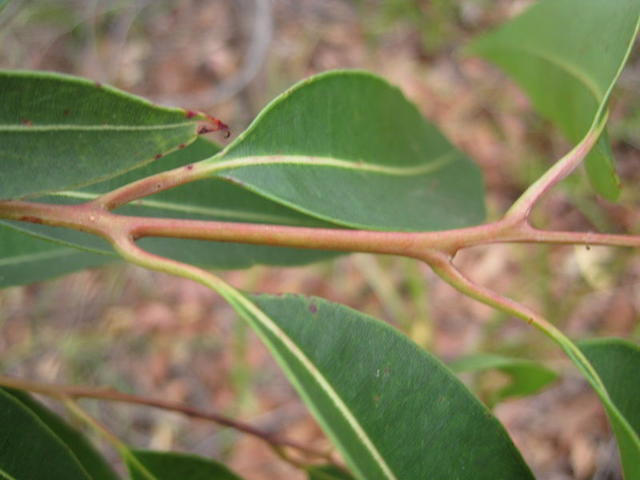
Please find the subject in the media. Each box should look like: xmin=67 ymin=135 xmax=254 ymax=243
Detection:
xmin=0 ymin=201 xmax=637 ymax=257
xmin=0 ymin=375 xmax=332 ymax=462
xmin=505 ymin=119 xmax=606 ymax=223
xmin=91 ymin=161 xmax=211 ymax=211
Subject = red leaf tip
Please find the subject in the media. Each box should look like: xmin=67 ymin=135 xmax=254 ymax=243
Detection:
xmin=188 ymin=110 xmax=230 ymax=138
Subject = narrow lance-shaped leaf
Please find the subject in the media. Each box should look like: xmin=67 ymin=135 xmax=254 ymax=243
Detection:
xmin=221 ymin=291 xmax=533 ymax=479
xmin=200 ymin=70 xmax=486 ymax=231
xmin=0 ymin=70 xmax=213 ymax=200
xmin=577 ymin=338 xmax=640 ymax=480
xmin=0 ymin=388 xmax=94 ymax=480
xmin=125 ymin=450 xmax=244 ymax=480
xmin=449 ymin=353 xmax=558 ymax=408
xmin=469 ymin=0 xmax=640 ymax=199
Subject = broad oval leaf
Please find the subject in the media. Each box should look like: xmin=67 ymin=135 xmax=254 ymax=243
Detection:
xmin=202 ymin=71 xmax=486 ymax=231
xmin=2 ymin=388 xmax=119 ymax=480
xmin=126 ymin=449 xmax=243 ymax=480
xmin=0 ymin=70 xmax=204 ymax=200
xmin=469 ymin=0 xmax=640 ymax=200
xmin=449 ymin=353 xmax=558 ymax=408
xmin=0 ymin=388 xmax=93 ymax=480
xmin=578 ymin=338 xmax=640 ymax=480
xmin=227 ymin=292 xmax=533 ymax=479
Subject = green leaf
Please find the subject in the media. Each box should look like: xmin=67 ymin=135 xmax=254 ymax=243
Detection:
xmin=449 ymin=353 xmax=558 ymax=408
xmin=578 ymin=338 xmax=640 ymax=480
xmin=307 ymin=465 xmax=355 ymax=480
xmin=223 ymin=292 xmax=533 ymax=479
xmin=0 ymin=388 xmax=93 ymax=480
xmin=0 ymin=221 xmax=113 ymax=288
xmin=0 ymin=70 xmax=203 ymax=200
xmin=2 ymin=388 xmax=119 ymax=480
xmin=201 ymin=71 xmax=485 ymax=231
xmin=469 ymin=0 xmax=640 ymax=200
xmin=126 ymin=450 xmax=243 ymax=480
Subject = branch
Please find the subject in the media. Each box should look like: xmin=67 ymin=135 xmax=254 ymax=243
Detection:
xmin=0 ymin=375 xmax=332 ymax=462
xmin=1 ymin=200 xmax=637 ymax=258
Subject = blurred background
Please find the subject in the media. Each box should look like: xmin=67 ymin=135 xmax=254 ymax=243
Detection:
xmin=0 ymin=1 xmax=639 ymax=478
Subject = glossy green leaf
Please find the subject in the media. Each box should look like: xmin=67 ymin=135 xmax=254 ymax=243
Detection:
xmin=0 ymin=70 xmax=202 ymax=200
xmin=307 ymin=465 xmax=355 ymax=480
xmin=0 ymin=388 xmax=93 ymax=480
xmin=2 ymin=388 xmax=119 ymax=480
xmin=223 ymin=292 xmax=533 ymax=479
xmin=470 ymin=0 xmax=640 ymax=199
xmin=201 ymin=71 xmax=485 ymax=231
xmin=449 ymin=353 xmax=558 ymax=408
xmin=126 ymin=450 xmax=243 ymax=480
xmin=578 ymin=338 xmax=640 ymax=480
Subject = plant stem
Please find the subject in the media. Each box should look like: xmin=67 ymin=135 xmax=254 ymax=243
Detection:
xmin=0 ymin=374 xmax=332 ymax=462
xmin=91 ymin=160 xmax=212 ymax=211
xmin=423 ymin=251 xmax=608 ymax=393
xmin=1 ymin=201 xmax=638 ymax=259
xmin=505 ymin=116 xmax=607 ymax=223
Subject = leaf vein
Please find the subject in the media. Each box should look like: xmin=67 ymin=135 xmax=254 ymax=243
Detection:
xmin=205 ymin=151 xmax=460 ymax=177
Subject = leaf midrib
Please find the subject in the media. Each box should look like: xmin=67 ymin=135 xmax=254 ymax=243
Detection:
xmin=205 ymin=150 xmax=460 ymax=177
